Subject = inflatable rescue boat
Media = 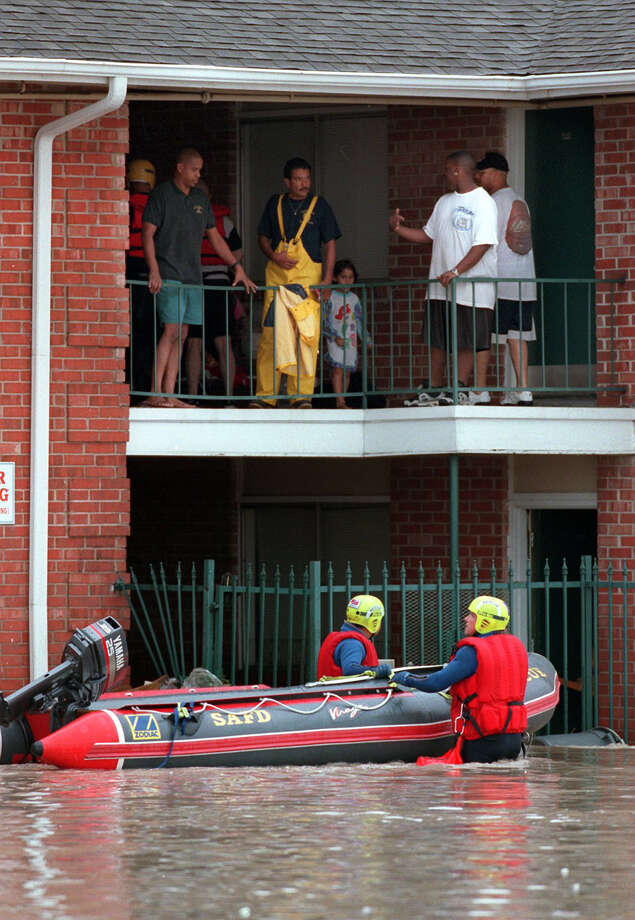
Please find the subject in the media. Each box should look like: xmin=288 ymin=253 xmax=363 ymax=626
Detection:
xmin=0 ymin=618 xmax=559 ymax=770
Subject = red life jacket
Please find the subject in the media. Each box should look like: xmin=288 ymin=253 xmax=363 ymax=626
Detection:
xmin=128 ymin=191 xmax=149 ymax=259
xmin=449 ymin=633 xmax=528 ymax=739
xmin=201 ymin=203 xmax=230 ymax=265
xmin=317 ymin=630 xmax=379 ymax=678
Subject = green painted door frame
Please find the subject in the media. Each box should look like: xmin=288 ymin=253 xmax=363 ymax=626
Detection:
xmin=525 ymin=107 xmax=596 ymax=366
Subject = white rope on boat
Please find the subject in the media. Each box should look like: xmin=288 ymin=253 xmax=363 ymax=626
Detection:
xmin=127 ymin=689 xmax=394 ymax=719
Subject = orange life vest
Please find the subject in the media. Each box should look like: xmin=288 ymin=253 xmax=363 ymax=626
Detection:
xmin=201 ymin=203 xmax=230 ymax=266
xmin=450 ymin=633 xmax=528 ymax=739
xmin=317 ymin=630 xmax=379 ymax=679
xmin=128 ymin=191 xmax=149 ymax=259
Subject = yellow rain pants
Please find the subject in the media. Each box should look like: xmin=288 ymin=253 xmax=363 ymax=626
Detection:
xmin=255 ymin=195 xmax=322 ymax=405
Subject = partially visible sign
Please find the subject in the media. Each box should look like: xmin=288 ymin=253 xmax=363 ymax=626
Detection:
xmin=0 ymin=462 xmax=15 ymax=525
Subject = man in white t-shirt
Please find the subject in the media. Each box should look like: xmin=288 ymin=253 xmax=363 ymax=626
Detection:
xmin=389 ymin=151 xmax=498 ymax=405
xmin=476 ymin=151 xmax=536 ymax=406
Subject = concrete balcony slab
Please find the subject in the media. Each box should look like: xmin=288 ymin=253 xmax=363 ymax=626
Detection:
xmin=128 ymin=406 xmax=635 ymax=457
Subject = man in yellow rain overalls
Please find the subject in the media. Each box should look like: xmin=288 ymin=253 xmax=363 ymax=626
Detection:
xmin=253 ymin=157 xmax=340 ymax=408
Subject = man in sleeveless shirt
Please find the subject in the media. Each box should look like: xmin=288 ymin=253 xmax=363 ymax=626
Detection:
xmin=476 ymin=151 xmax=537 ymax=406
xmin=253 ymin=157 xmax=340 ymax=408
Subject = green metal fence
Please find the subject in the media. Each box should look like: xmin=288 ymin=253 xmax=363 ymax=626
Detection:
xmin=126 ymin=276 xmax=625 ymax=406
xmin=115 ymin=556 xmax=634 ymax=739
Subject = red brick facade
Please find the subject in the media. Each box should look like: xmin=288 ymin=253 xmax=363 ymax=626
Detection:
xmin=390 ymin=454 xmax=509 ymax=580
xmin=594 ymin=105 xmax=635 ymax=739
xmin=0 ymin=99 xmax=131 ymax=688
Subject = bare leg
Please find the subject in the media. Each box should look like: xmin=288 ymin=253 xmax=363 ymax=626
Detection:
xmin=155 ymin=323 xmax=188 ymax=395
xmin=332 ymin=366 xmax=346 ymax=407
xmin=185 ymin=337 xmax=203 ymax=395
xmin=429 ymin=346 xmax=446 ymax=387
xmin=214 ymin=335 xmax=236 ymax=397
xmin=475 ymin=349 xmax=490 ymax=389
xmin=508 ymin=338 xmax=529 ymax=388
xmin=457 ymin=350 xmax=474 ymax=388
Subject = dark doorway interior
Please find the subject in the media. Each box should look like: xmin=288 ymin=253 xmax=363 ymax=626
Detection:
xmin=531 ymin=508 xmax=597 ymax=732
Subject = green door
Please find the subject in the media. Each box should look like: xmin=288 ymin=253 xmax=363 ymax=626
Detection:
xmin=525 ymin=108 xmax=595 ymax=366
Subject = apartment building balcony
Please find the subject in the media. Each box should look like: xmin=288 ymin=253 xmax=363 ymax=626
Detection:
xmin=127 ymin=277 xmax=634 ymax=459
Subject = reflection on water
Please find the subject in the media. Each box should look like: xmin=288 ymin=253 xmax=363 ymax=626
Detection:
xmin=1 ymin=748 xmax=634 ymax=920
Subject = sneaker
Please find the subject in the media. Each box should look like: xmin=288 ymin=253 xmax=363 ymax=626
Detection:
xmin=404 ymin=391 xmax=439 ymax=407
xmin=501 ymin=390 xmax=533 ymax=406
xmin=467 ymin=390 xmax=491 ymax=405
xmin=404 ymin=391 xmax=454 ymax=407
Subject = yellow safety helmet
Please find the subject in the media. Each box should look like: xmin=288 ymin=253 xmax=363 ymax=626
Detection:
xmin=468 ymin=595 xmax=509 ymax=634
xmin=345 ymin=594 xmax=385 ymax=635
xmin=126 ymin=158 xmax=156 ymax=189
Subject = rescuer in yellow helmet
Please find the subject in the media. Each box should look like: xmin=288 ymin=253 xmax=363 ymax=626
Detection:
xmin=317 ymin=594 xmax=391 ymax=680
xmin=393 ymin=596 xmax=529 ymax=764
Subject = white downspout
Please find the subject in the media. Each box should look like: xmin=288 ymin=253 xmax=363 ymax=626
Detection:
xmin=29 ymin=76 xmax=127 ymax=678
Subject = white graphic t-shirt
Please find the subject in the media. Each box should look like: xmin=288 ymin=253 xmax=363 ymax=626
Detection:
xmin=424 ymin=186 xmax=498 ymax=308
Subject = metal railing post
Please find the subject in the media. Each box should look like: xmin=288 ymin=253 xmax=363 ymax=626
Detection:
xmin=202 ymin=559 xmax=215 ymax=672
xmin=308 ymin=560 xmax=322 ymax=682
xmin=580 ymin=555 xmax=593 ymax=731
xmin=449 ymin=453 xmax=459 ymax=584
xmin=450 ymin=281 xmax=459 ymax=402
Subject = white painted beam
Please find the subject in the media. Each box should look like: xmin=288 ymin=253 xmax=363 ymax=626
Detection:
xmin=127 ymin=407 xmax=634 ymax=458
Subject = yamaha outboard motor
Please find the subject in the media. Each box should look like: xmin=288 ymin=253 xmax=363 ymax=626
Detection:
xmin=0 ymin=616 xmax=128 ymax=763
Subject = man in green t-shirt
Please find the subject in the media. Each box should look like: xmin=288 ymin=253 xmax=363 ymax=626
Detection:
xmin=142 ymin=147 xmax=256 ymax=407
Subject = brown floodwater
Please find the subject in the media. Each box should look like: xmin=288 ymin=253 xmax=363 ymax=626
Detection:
xmin=1 ymin=747 xmax=633 ymax=920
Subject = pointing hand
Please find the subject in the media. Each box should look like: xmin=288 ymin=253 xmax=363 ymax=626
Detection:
xmin=389 ymin=208 xmax=405 ymax=232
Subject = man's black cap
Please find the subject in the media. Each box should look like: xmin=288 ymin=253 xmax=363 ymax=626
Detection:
xmin=476 ymin=151 xmax=509 ymax=172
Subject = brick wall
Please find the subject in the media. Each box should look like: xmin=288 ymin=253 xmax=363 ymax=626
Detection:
xmin=594 ymin=105 xmax=635 ymax=740
xmin=390 ymin=454 xmax=509 ymax=578
xmin=0 ymin=98 xmax=131 ymax=688
xmin=596 ymin=454 xmax=635 ymax=740
xmin=595 ymin=103 xmax=635 ymax=407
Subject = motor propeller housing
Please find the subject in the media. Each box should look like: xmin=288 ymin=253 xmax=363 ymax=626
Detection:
xmin=0 ymin=616 xmax=129 ymax=728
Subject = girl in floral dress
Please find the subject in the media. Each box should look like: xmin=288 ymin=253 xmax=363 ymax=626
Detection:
xmin=323 ymin=259 xmax=371 ymax=408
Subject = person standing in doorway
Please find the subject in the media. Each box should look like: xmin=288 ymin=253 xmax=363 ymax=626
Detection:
xmin=253 ymin=157 xmax=340 ymax=408
xmin=142 ymin=147 xmax=256 ymax=408
xmin=393 ymin=596 xmax=528 ymax=764
xmin=390 ymin=151 xmax=498 ymax=406
xmin=476 ymin=151 xmax=537 ymax=406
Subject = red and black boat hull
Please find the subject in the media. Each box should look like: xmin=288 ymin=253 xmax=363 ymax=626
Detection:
xmin=31 ymin=653 xmax=560 ymax=770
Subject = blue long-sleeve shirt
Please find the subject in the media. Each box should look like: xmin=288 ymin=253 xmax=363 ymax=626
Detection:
xmin=397 ymin=645 xmax=477 ymax=691
xmin=333 ymin=623 xmax=375 ymax=675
